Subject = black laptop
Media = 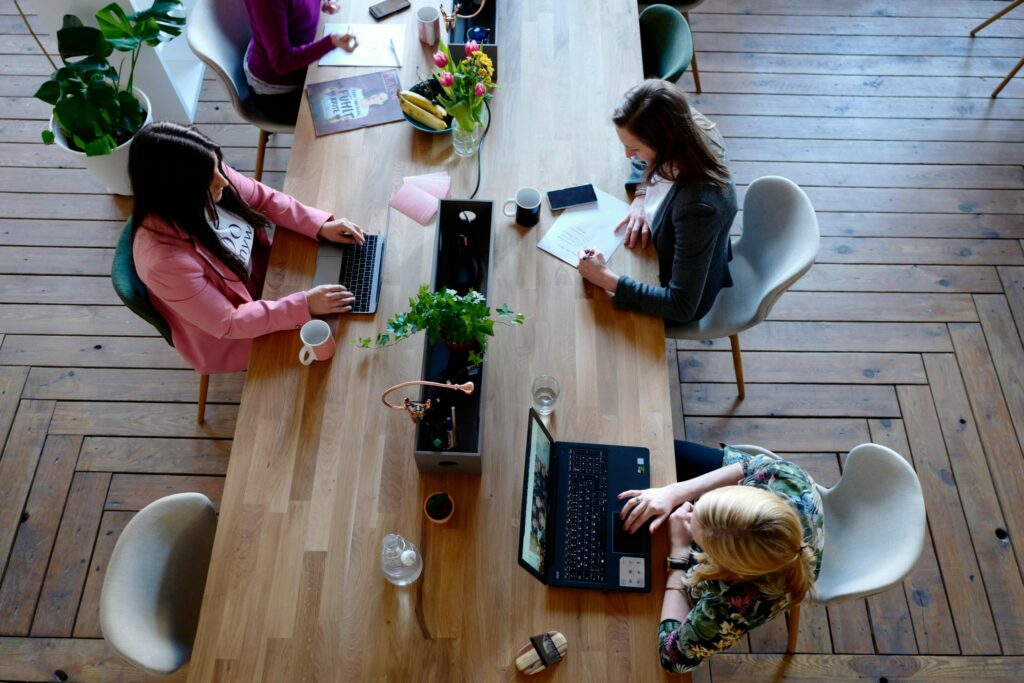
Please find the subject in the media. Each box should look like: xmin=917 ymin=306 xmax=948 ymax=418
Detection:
xmin=517 ymin=408 xmax=651 ymax=592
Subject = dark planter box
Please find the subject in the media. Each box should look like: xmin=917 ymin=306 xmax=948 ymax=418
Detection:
xmin=447 ymin=0 xmax=498 ymax=79
xmin=413 ymin=199 xmax=495 ymax=474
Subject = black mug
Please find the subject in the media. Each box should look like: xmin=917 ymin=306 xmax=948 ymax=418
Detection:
xmin=503 ymin=187 xmax=541 ymax=227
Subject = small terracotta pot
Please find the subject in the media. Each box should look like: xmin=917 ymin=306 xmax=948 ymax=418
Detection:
xmin=424 ymin=491 xmax=454 ymax=524
xmin=441 ymin=338 xmax=477 ymax=353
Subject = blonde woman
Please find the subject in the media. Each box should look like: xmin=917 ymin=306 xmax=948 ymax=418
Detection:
xmin=618 ymin=444 xmax=824 ymax=673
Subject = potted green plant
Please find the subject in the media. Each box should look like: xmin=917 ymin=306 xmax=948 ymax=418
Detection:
xmin=423 ymin=491 xmax=454 ymax=524
xmin=354 ymin=285 xmax=524 ymax=366
xmin=35 ymin=1 xmax=184 ymax=195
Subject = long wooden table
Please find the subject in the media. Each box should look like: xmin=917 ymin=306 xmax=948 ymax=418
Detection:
xmin=187 ymin=1 xmax=676 ymax=679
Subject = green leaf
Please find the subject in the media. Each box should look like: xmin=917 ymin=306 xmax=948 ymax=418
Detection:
xmin=57 ymin=25 xmax=112 ymax=62
xmin=83 ymin=135 xmax=116 ymax=156
xmin=34 ymin=80 xmax=61 ymax=105
xmin=95 ymin=3 xmax=134 ymax=46
xmin=41 ymin=130 xmax=55 ymax=145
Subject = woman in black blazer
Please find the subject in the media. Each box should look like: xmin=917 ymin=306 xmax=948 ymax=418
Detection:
xmin=578 ymin=79 xmax=737 ymax=323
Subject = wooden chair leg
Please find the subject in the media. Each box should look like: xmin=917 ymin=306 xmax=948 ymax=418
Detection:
xmin=991 ymin=56 xmax=1024 ymax=98
xmin=729 ymin=333 xmax=745 ymax=400
xmin=684 ymin=12 xmax=702 ymax=93
xmin=786 ymin=603 xmax=801 ymax=653
xmin=970 ymin=0 xmax=1024 ymax=35
xmin=197 ymin=374 xmax=209 ymax=424
xmin=255 ymin=129 xmax=269 ymax=182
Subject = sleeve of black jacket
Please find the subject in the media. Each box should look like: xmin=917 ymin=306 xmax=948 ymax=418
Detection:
xmin=612 ymin=198 xmax=720 ymax=323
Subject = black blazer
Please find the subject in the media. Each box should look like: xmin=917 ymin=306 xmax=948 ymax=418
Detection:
xmin=613 ymin=179 xmax=737 ymax=323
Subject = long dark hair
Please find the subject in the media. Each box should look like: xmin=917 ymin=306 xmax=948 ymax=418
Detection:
xmin=129 ymin=121 xmax=271 ymax=281
xmin=612 ymin=79 xmax=731 ymax=188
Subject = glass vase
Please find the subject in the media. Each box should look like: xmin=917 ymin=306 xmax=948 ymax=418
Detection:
xmin=451 ymin=107 xmax=489 ymax=157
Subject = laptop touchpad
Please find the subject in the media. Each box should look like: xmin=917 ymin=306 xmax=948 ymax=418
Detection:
xmin=313 ymin=255 xmax=343 ymax=287
xmin=611 ymin=513 xmax=645 ymax=555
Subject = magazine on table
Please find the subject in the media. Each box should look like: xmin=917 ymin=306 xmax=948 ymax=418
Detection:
xmin=306 ymin=69 xmax=403 ymax=136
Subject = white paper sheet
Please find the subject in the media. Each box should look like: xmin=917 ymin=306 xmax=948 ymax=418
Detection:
xmin=319 ymin=23 xmax=405 ymax=67
xmin=537 ymin=188 xmax=630 ymax=266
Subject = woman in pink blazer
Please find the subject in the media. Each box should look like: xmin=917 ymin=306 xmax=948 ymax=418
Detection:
xmin=129 ymin=122 xmax=363 ymax=374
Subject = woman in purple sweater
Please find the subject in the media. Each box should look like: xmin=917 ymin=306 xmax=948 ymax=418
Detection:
xmin=243 ymin=0 xmax=356 ymax=124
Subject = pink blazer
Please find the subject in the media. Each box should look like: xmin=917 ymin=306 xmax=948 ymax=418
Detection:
xmin=133 ymin=166 xmax=331 ymax=374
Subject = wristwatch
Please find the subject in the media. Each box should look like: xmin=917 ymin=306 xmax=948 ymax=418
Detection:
xmin=666 ymin=556 xmax=690 ymax=572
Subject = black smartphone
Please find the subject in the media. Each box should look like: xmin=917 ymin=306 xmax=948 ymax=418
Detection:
xmin=368 ymin=0 xmax=410 ymax=21
xmin=547 ymin=184 xmax=598 ymax=211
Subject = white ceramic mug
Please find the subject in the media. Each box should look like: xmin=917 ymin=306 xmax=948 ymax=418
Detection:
xmin=417 ymin=6 xmax=440 ymax=46
xmin=299 ymin=319 xmax=336 ymax=365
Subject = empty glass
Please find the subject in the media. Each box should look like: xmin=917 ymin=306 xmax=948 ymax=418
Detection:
xmin=531 ymin=376 xmax=560 ymax=416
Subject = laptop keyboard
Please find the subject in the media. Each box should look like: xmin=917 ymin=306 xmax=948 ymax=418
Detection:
xmin=338 ymin=234 xmax=380 ymax=313
xmin=563 ymin=447 xmax=609 ymax=583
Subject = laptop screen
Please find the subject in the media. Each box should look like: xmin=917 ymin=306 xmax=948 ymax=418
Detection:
xmin=520 ymin=410 xmax=554 ymax=577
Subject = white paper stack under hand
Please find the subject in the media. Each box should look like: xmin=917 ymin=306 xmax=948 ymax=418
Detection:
xmin=390 ymin=172 xmax=451 ymax=225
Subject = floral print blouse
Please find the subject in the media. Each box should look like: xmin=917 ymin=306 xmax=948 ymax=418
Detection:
xmin=658 ymin=447 xmax=825 ymax=674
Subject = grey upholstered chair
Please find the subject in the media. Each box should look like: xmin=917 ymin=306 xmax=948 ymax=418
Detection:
xmin=666 ymin=176 xmax=819 ymax=399
xmin=732 ymin=443 xmax=927 ymax=653
xmin=187 ymin=0 xmax=293 ymax=181
xmin=100 ymin=493 xmax=218 ymax=675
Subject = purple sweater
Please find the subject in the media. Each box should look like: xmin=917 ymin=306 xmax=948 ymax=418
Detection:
xmin=243 ymin=0 xmax=335 ymax=86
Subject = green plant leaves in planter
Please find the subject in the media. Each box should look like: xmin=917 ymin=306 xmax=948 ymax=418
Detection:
xmin=353 ymin=285 xmax=524 ymax=366
xmin=36 ymin=1 xmax=183 ymax=156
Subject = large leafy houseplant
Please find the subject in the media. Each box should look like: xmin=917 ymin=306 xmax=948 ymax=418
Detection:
xmin=354 ymin=286 xmax=524 ymax=366
xmin=36 ymin=1 xmax=184 ymax=156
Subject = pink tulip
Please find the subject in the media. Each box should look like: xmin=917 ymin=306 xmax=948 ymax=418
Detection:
xmin=433 ymin=51 xmax=448 ymax=68
xmin=439 ymin=71 xmax=455 ymax=88
xmin=474 ymin=82 xmax=486 ymax=97
xmin=465 ymin=40 xmax=479 ymax=56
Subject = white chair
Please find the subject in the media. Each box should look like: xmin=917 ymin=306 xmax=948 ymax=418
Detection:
xmin=731 ymin=443 xmax=927 ymax=652
xmin=666 ymin=176 xmax=820 ymax=399
xmin=100 ymin=493 xmax=218 ymax=675
xmin=187 ymin=0 xmax=293 ymax=181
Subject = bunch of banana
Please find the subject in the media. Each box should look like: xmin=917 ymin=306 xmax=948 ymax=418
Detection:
xmin=399 ymin=90 xmax=448 ymax=131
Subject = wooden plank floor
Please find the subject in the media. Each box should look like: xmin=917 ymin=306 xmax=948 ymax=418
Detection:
xmin=0 ymin=0 xmax=1022 ymax=680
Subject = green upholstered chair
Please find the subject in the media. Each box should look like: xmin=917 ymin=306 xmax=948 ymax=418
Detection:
xmin=639 ymin=1 xmax=705 ymax=91
xmin=111 ymin=219 xmax=209 ymax=422
xmin=639 ymin=4 xmax=698 ymax=89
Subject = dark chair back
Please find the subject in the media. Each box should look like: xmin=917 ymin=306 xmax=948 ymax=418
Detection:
xmin=111 ymin=219 xmax=174 ymax=347
xmin=639 ymin=4 xmax=694 ymax=82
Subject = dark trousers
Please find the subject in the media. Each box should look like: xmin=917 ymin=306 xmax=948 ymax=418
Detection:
xmin=674 ymin=440 xmax=725 ymax=482
xmin=252 ymin=88 xmax=304 ymax=127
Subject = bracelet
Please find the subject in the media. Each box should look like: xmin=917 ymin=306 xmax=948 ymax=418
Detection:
xmin=665 ymin=586 xmax=686 ymax=593
xmin=633 ymin=188 xmax=647 ymax=197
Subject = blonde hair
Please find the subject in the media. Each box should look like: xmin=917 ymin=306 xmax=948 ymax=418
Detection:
xmin=683 ymin=486 xmax=815 ymax=603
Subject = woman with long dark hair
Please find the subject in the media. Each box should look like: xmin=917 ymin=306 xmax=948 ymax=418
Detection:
xmin=130 ymin=121 xmax=363 ymax=374
xmin=577 ymin=79 xmax=737 ymax=323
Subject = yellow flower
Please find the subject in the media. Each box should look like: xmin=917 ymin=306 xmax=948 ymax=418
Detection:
xmin=686 ymin=644 xmax=717 ymax=659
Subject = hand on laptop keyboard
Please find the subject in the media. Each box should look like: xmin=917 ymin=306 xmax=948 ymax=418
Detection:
xmin=307 ymin=284 xmax=356 ymax=314
xmin=318 ymin=217 xmax=366 ymax=245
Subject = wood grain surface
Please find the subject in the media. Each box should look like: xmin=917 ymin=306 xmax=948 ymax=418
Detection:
xmin=186 ymin=1 xmax=675 ymax=680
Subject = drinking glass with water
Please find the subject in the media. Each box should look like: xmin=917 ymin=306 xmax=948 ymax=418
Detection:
xmin=532 ymin=375 xmax=560 ymax=415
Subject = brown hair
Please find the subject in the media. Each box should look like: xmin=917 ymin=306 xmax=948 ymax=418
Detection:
xmin=684 ymin=486 xmax=815 ymax=604
xmin=612 ymin=79 xmax=730 ymax=187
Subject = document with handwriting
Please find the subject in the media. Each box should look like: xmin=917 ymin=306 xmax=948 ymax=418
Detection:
xmin=537 ymin=188 xmax=630 ymax=266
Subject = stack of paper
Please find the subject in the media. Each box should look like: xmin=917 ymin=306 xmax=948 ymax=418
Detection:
xmin=390 ymin=172 xmax=451 ymax=225
xmin=537 ymin=188 xmax=630 ymax=266
xmin=319 ymin=23 xmax=405 ymax=67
